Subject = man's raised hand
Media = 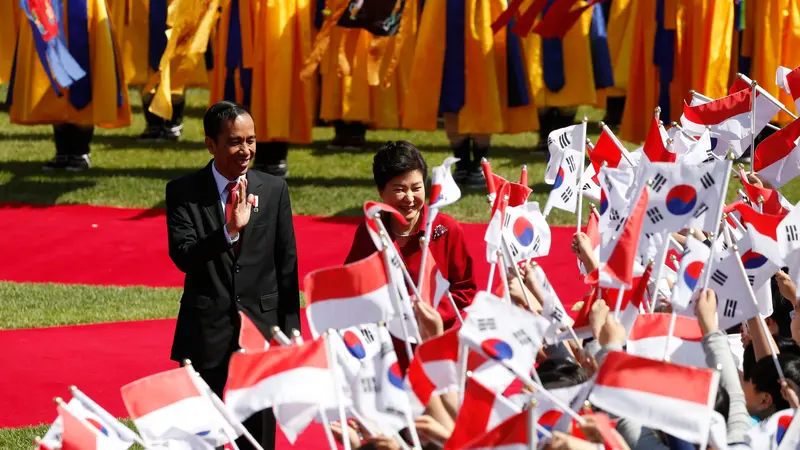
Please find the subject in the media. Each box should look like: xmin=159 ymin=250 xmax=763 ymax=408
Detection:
xmin=226 ymin=178 xmax=255 ymax=235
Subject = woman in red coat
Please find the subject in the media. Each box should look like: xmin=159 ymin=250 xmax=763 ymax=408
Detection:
xmin=344 ymin=141 xmax=477 ymax=344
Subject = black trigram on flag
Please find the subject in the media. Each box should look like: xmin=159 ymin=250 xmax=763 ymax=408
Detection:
xmin=513 ymin=329 xmax=533 ymax=346
xmin=787 ymin=225 xmax=799 ymax=243
xmin=561 ymin=186 xmax=574 ymax=203
xmin=747 ymin=275 xmax=755 ymax=287
xmin=550 ymin=307 xmax=564 ymax=323
xmin=723 ymin=299 xmax=737 ymax=318
xmin=651 ymin=173 xmax=668 ymax=193
xmin=582 ymin=182 xmax=593 ymax=191
xmin=532 ymin=235 xmax=542 ymax=253
xmin=360 ymin=327 xmax=375 ymax=343
xmin=477 ymin=318 xmax=497 ymax=331
xmin=700 ymin=172 xmax=716 ymax=189
xmin=565 ymin=155 xmax=576 ymax=173
xmin=508 ymin=243 xmax=520 ymax=258
xmin=693 ymin=203 xmax=709 ymax=219
xmin=711 ymin=270 xmax=728 ymax=286
xmin=558 ymin=131 xmax=572 ymax=148
xmin=703 ymin=150 xmax=715 ymax=163
xmin=609 ymin=209 xmax=620 ymax=221
xmin=647 ymin=207 xmax=664 ymax=224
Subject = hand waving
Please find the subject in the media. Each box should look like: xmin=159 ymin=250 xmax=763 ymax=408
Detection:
xmin=226 ymin=178 xmax=255 ymax=235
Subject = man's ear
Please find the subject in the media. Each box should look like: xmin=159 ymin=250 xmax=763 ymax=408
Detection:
xmin=204 ymin=136 xmax=215 ymax=156
xmin=759 ymin=391 xmax=774 ymax=412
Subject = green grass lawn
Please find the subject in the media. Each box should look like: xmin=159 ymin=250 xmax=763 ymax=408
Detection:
xmin=0 ymin=421 xmax=146 ymax=450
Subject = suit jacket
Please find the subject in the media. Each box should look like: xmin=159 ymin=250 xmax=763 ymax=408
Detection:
xmin=166 ymin=161 xmax=300 ymax=370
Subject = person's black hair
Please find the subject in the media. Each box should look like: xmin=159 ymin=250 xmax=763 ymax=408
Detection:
xmin=537 ymin=358 xmax=587 ymax=390
xmin=715 ymin=386 xmax=730 ymax=422
xmin=203 ymin=101 xmax=250 ymax=140
xmin=770 ymin=274 xmax=794 ymax=337
xmin=743 ymin=336 xmax=800 ymax=381
xmin=372 ymin=141 xmax=428 ymax=190
xmin=749 ymin=353 xmax=800 ymax=412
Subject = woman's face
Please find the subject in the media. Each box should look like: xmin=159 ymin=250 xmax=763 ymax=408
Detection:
xmin=379 ymin=169 xmax=426 ymax=223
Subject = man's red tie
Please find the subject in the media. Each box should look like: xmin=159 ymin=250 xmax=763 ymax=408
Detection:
xmin=225 ymin=181 xmax=240 ymax=254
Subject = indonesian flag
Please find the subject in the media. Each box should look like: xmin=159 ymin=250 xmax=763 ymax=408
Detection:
xmin=444 ymin=376 xmax=521 ymax=450
xmin=777 ymin=65 xmax=800 ymax=113
xmin=737 ymin=233 xmax=781 ymax=294
xmin=501 ymin=202 xmax=551 ymax=260
xmin=681 ymin=88 xmax=780 ymax=151
xmin=121 ymin=367 xmax=236 ymax=447
xmin=57 ymin=403 xmax=131 ymax=450
xmin=627 ymin=313 xmax=707 ymax=368
xmin=304 ymin=251 xmax=394 ymax=336
xmin=533 ymin=263 xmax=574 ymax=333
xmin=639 ymin=160 xmax=729 ymax=235
xmin=363 ymin=201 xmax=407 ymax=250
xmin=590 ymin=128 xmax=626 ymax=172
xmin=238 ymin=311 xmax=271 ymax=352
xmin=416 ymin=251 xmax=450 ymax=309
xmin=224 ymin=338 xmax=337 ymax=423
xmin=40 ymin=397 xmax=138 ymax=450
xmin=644 ymin=116 xmax=677 ymax=163
xmin=670 ymin=235 xmax=710 ymax=311
xmin=731 ymin=202 xmax=786 ymax=268
xmin=459 ymin=292 xmax=551 ymax=382
xmin=589 ymin=351 xmax=720 ymax=445
xmin=429 ymin=157 xmax=462 ymax=210
xmin=406 ymin=328 xmax=460 ymax=407
xmin=739 ymin=169 xmax=792 ymax=216
xmin=753 ymin=116 xmax=800 ymax=189
xmin=544 ymin=148 xmax=582 ymax=216
xmin=466 ymin=350 xmax=518 ymax=398
xmin=460 ymin=409 xmax=531 ymax=450
xmin=485 ymin=183 xmax=510 ymax=263
xmin=545 ymin=125 xmax=584 ymax=185
xmin=579 ymin=209 xmax=601 ymax=276
xmin=594 ymin=187 xmax=648 ymax=288
xmin=492 ymin=173 xmax=533 ymax=207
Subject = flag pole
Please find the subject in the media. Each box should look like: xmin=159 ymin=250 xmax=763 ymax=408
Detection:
xmin=737 ymin=73 xmax=798 ymax=119
xmin=649 ymin=236 xmax=671 ymax=313
xmin=576 ymin=117 xmax=588 ymax=233
xmin=373 ymin=215 xmax=425 ymax=302
xmin=730 ymin=246 xmax=787 ymax=384
xmin=416 ymin=208 xmax=439 ymax=294
xmin=698 ymin=160 xmax=734 ymax=292
xmin=498 ymin=249 xmax=513 ymax=303
xmin=325 ymin=332 xmax=352 ymax=450
xmin=527 ymin=400 xmax=538 ymax=450
xmin=750 ymin=81 xmax=758 ymax=175
xmin=183 ymin=360 xmax=251 ymax=450
xmin=271 ymin=327 xmax=293 ymax=346
xmin=376 ymin=233 xmax=417 ymax=357
xmin=612 ymin=286 xmax=626 ymax=319
xmin=446 ymin=291 xmax=465 ymax=324
xmin=520 ymin=164 xmax=528 ymax=186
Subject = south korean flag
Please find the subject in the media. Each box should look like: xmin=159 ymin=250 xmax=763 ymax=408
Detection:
xmin=639 ymin=160 xmax=730 ymax=234
xmin=544 ymin=149 xmax=581 ymax=216
xmin=580 ymin=165 xmax=602 ymax=202
xmin=545 ymin=125 xmax=584 ymax=185
xmin=501 ymin=202 xmax=551 ymax=261
xmin=532 ymin=263 xmax=574 ymax=343
xmin=670 ymin=235 xmax=711 ymax=312
xmin=597 ymin=166 xmax=634 ymax=236
xmin=680 ymin=248 xmax=759 ymax=331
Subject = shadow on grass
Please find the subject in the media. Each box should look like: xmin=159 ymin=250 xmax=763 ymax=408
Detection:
xmin=0 ymin=130 xmax=205 ymax=151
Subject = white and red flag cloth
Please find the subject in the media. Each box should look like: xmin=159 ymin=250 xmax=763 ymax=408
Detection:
xmin=580 ymin=163 xmax=602 ymax=202
xmin=56 ymin=403 xmax=132 ymax=450
xmin=739 ymin=169 xmax=792 ymax=216
xmin=737 ymin=233 xmax=781 ymax=292
xmin=544 ymin=148 xmax=582 ymax=216
xmin=729 ymin=202 xmax=787 ymax=268
xmin=643 ymin=116 xmax=677 ymax=163
xmin=444 ymin=376 xmax=521 ymax=450
xmin=459 ymin=291 xmax=551 ymax=381
xmin=374 ymin=325 xmax=415 ymax=425
xmin=238 ymin=311 xmax=272 ymax=352
xmin=589 ymin=128 xmax=628 ymax=172
xmin=591 ymin=186 xmax=648 ymax=288
xmin=224 ymin=337 xmax=337 ymax=423
xmin=502 ymin=202 xmax=551 ymax=260
xmin=304 ymin=251 xmax=394 ymax=336
xmin=678 ymin=128 xmax=716 ymax=166
xmin=638 ymin=160 xmax=729 ymax=235
xmin=747 ymin=408 xmax=800 ymax=449
xmin=680 ymin=87 xmax=780 ymax=153
xmin=428 ymin=157 xmax=462 ymax=210
xmin=491 ymin=173 xmax=533 ymax=207
xmin=460 ymin=409 xmax=533 ymax=450
xmin=597 ymin=166 xmax=634 ymax=236
xmin=121 ymin=367 xmax=236 ymax=447
xmin=670 ymin=235 xmax=710 ymax=312
xmin=485 ymin=183 xmax=510 ymax=263
xmin=626 ymin=313 xmax=707 ymax=368
xmin=777 ymin=65 xmax=800 ymax=113
xmin=546 ymin=124 xmax=584 ymax=185
xmin=416 ymin=250 xmax=450 ymax=309
xmin=753 ymin=116 xmax=800 ymax=189
xmin=40 ymin=397 xmax=138 ymax=450
xmin=406 ymin=328 xmax=460 ymax=407
xmin=362 ymin=201 xmax=408 ymax=250
xmin=589 ymin=351 xmax=720 ymax=445
xmin=578 ymin=208 xmax=601 ymax=276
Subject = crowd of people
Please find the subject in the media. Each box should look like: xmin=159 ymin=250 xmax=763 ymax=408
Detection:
xmin=3 ymin=0 xmax=797 ymax=178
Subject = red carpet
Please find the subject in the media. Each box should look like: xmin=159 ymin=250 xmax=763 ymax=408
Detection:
xmin=0 ymin=203 xmax=584 ymax=300
xmin=0 ymin=203 xmax=587 ymax=433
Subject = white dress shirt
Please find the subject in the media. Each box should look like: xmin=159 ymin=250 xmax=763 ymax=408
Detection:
xmin=211 ymin=162 xmax=245 ymax=244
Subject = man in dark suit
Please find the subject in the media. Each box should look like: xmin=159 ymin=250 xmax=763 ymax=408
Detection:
xmin=166 ymin=101 xmax=300 ymax=450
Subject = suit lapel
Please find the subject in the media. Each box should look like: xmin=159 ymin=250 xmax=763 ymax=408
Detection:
xmin=201 ymin=161 xmax=236 ymax=263
xmin=238 ymin=170 xmax=266 ymax=257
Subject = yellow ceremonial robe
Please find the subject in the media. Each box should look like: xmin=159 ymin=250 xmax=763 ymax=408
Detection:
xmin=320 ymin=0 xmax=419 ymax=130
xmin=606 ymin=0 xmax=634 ymax=98
xmin=9 ymin=0 xmax=132 ymax=127
xmin=0 ymin=1 xmax=20 ymax=84
xmin=402 ymin=0 xmax=539 ymax=134
xmin=109 ymin=0 xmax=208 ymax=88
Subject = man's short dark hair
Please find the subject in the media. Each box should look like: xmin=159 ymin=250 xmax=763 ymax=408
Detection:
xmin=537 ymin=358 xmax=587 ymax=390
xmin=372 ymin=141 xmax=428 ymax=190
xmin=750 ymin=353 xmax=800 ymax=412
xmin=203 ymin=101 xmax=250 ymax=140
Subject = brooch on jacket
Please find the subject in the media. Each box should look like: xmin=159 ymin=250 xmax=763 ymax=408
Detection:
xmin=431 ymin=224 xmax=448 ymax=241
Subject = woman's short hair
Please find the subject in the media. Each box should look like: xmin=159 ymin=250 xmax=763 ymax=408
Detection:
xmin=372 ymin=141 xmax=428 ymax=190
xmin=203 ymin=101 xmax=250 ymax=141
